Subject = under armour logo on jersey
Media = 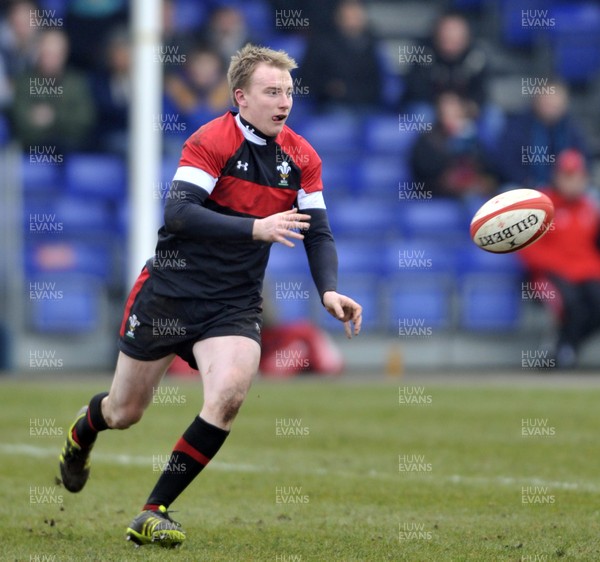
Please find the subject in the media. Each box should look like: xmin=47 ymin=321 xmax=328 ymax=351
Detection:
xmin=237 ymin=160 xmax=249 ymax=171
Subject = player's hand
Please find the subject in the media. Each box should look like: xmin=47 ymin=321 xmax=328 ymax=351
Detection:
xmin=322 ymin=291 xmax=362 ymax=339
xmin=252 ymin=208 xmax=311 ymax=248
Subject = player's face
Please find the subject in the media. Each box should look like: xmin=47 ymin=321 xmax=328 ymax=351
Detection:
xmin=555 ymin=171 xmax=587 ymax=199
xmin=236 ymin=63 xmax=293 ymax=137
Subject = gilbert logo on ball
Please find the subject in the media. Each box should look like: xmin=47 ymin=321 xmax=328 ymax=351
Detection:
xmin=470 ymin=189 xmax=554 ymax=253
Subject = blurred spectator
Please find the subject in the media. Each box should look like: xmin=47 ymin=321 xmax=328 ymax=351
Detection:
xmin=11 ymin=28 xmax=95 ymax=152
xmin=90 ymin=26 xmax=130 ymax=154
xmin=0 ymin=0 xmax=40 ymax=107
xmin=410 ymin=91 xmax=496 ymax=199
xmin=0 ymin=55 xmax=11 ymax=112
xmin=497 ymin=80 xmax=588 ymax=187
xmin=299 ymin=0 xmax=382 ymax=111
xmin=0 ymin=0 xmax=39 ymax=77
xmin=163 ymin=44 xmax=230 ymax=154
xmin=519 ymin=150 xmax=600 ymax=369
xmin=161 ymin=0 xmax=197 ymax=75
xmin=269 ymin=0 xmax=338 ymax=32
xmin=204 ymin=5 xmax=251 ymax=62
xmin=65 ymin=0 xmax=128 ymax=70
xmin=401 ymin=11 xmax=504 ymax=152
xmin=402 ymin=12 xmax=490 ymax=112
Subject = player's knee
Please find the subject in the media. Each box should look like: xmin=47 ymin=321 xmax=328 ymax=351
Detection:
xmin=104 ymin=402 xmax=144 ymax=429
xmin=220 ymin=392 xmax=245 ymax=424
xmin=206 ymin=388 xmax=246 ymax=426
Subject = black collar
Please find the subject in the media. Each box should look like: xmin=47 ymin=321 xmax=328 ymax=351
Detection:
xmin=236 ymin=112 xmax=276 ymax=143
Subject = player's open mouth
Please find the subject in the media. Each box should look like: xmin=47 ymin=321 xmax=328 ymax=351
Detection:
xmin=273 ymin=114 xmax=287 ymax=122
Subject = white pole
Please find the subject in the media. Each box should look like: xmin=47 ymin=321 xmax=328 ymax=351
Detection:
xmin=128 ymin=0 xmax=162 ymax=287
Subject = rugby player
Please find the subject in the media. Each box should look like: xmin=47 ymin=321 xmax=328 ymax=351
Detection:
xmin=58 ymin=44 xmax=362 ymax=547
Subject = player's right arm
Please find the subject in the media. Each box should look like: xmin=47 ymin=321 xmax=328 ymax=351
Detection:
xmin=164 ymin=180 xmax=309 ymax=246
xmin=163 ymin=120 xmax=309 ymax=245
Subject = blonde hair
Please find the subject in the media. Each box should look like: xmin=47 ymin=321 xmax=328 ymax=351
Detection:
xmin=227 ymin=43 xmax=297 ymax=107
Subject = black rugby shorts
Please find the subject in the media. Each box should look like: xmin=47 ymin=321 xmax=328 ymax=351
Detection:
xmin=118 ymin=267 xmax=262 ymax=370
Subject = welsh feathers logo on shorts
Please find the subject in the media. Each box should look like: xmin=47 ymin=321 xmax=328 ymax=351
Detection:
xmin=126 ymin=314 xmax=140 ymax=339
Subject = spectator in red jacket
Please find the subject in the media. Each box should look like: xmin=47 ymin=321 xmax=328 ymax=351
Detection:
xmin=519 ymin=149 xmax=600 ymax=368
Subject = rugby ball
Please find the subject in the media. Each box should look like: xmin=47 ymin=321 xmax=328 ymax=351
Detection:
xmin=470 ymin=189 xmax=554 ymax=253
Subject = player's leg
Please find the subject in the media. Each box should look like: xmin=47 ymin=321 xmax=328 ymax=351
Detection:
xmin=102 ymin=352 xmax=176 ymax=428
xmin=144 ymin=335 xmax=259 ymax=505
xmin=126 ymin=336 xmax=260 ymax=547
xmin=577 ymin=280 xmax=600 ymax=345
xmin=197 ymin=335 xmax=261 ymax=427
xmin=549 ymin=275 xmax=585 ymax=368
xmin=60 ymin=352 xmax=174 ymax=493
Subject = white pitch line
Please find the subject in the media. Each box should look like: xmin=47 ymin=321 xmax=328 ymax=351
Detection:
xmin=0 ymin=443 xmax=269 ymax=473
xmin=2 ymin=443 xmax=599 ymax=493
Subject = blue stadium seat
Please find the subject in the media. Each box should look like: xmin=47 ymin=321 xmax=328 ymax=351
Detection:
xmin=327 ymin=198 xmax=399 ymax=238
xmin=266 ymin=34 xmax=308 ymax=64
xmin=154 ymin=157 xmax=180 ymax=209
xmin=38 ymin=0 xmax=68 ymax=18
xmin=65 ymin=153 xmax=127 ymax=200
xmin=335 ymin=238 xmax=385 ymax=276
xmin=25 ymin=196 xmax=114 ymax=237
xmin=375 ymin=44 xmax=404 ymax=108
xmin=285 ymin=98 xmax=315 ymax=131
xmin=116 ymin=199 xmax=130 ymax=236
xmin=383 ymin=238 xmax=461 ymax=276
xmin=551 ymin=30 xmax=600 ymax=83
xmin=54 ymin=196 xmax=115 ymax=234
xmin=320 ymin=155 xmax=358 ymax=197
xmin=460 ymin=273 xmax=521 ymax=330
xmin=363 ymin=114 xmax=419 ymax=156
xmin=296 ymin=113 xmax=361 ymax=155
xmin=28 ymin=275 xmax=103 ymax=333
xmin=399 ymin=198 xmax=468 ymax=240
xmin=357 ymin=155 xmax=411 ymax=198
xmin=173 ymin=0 xmax=208 ymax=30
xmin=544 ymin=4 xmax=600 ymax=83
xmin=25 ymin=241 xmax=114 ymax=282
xmin=462 ymin=194 xmax=490 ymax=220
xmin=161 ymin=157 xmax=179 ymax=184
xmin=267 ymin=242 xmax=310 ymax=275
xmin=0 ymin=114 xmax=10 ymax=146
xmin=265 ymin=274 xmax=315 ymax=322
xmin=550 ymin=2 xmax=600 ymax=33
xmin=21 ymin=153 xmax=64 ymax=194
xmin=458 ymin=243 xmax=523 ymax=275
xmin=237 ymin=0 xmax=273 ymax=37
xmin=501 ymin=0 xmax=548 ymax=47
xmin=387 ymin=274 xmax=453 ymax=331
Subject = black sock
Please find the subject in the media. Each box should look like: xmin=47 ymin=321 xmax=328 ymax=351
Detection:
xmin=72 ymin=392 xmax=109 ymax=449
xmin=144 ymin=416 xmax=229 ymax=511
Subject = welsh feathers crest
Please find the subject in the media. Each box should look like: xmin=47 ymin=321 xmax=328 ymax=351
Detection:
xmin=277 ymin=161 xmax=291 ymax=186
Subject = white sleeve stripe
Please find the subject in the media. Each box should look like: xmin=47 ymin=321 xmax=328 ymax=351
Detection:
xmin=173 ymin=166 xmax=218 ymax=194
xmin=297 ymin=189 xmax=326 ymax=210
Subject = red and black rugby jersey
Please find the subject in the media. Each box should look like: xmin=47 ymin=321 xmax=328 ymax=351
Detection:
xmin=149 ymin=111 xmax=327 ymax=304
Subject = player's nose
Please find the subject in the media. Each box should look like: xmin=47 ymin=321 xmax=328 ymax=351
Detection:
xmin=278 ymin=92 xmax=291 ymax=109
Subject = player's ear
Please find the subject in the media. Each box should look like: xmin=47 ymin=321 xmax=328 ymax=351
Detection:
xmin=234 ymin=88 xmax=248 ymax=108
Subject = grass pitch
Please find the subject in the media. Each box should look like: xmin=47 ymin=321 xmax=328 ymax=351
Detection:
xmin=1 ymin=374 xmax=600 ymax=561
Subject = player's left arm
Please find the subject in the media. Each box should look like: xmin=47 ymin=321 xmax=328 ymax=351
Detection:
xmin=298 ymin=143 xmax=361 ymax=337
xmin=299 ymin=190 xmax=362 ymax=338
